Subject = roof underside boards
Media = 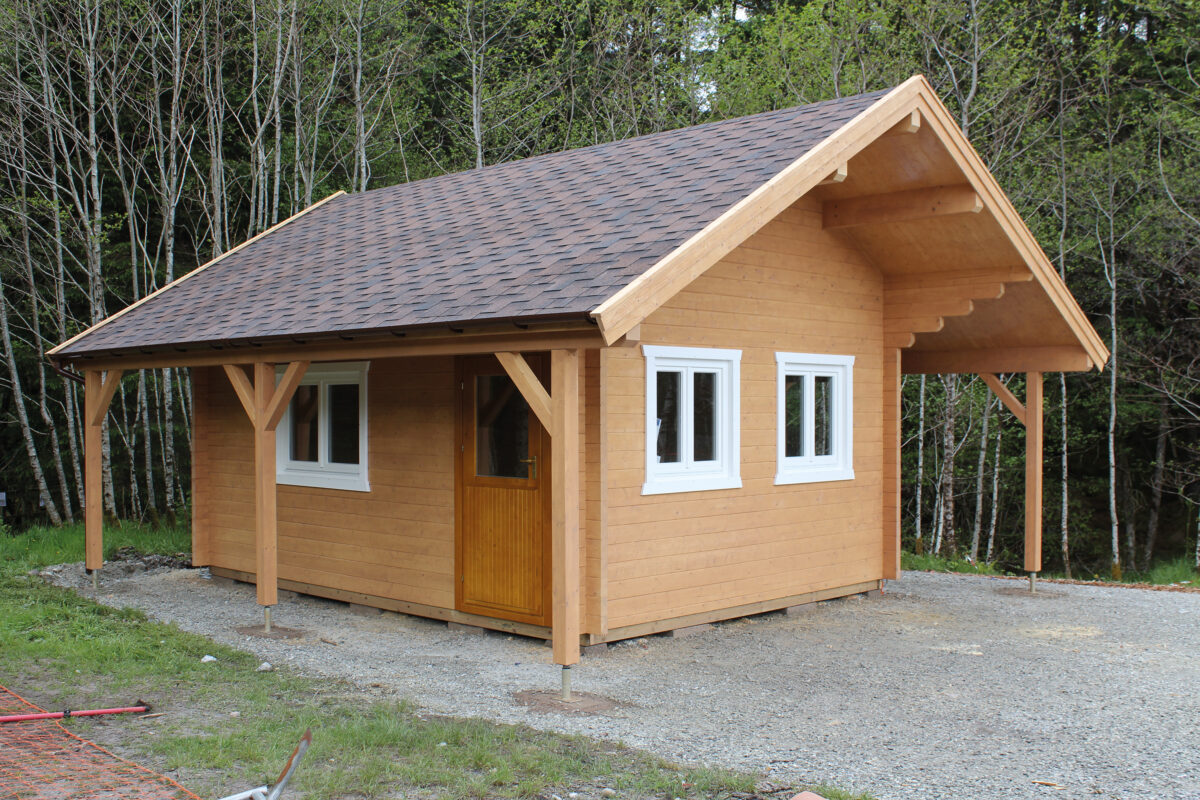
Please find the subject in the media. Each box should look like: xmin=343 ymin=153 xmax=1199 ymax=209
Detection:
xmin=53 ymin=90 xmax=887 ymax=359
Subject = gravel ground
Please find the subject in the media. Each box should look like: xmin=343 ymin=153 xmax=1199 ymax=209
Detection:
xmin=43 ymin=565 xmax=1200 ymax=800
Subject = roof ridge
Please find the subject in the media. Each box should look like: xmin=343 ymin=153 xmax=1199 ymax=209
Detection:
xmin=358 ymin=87 xmax=894 ymax=200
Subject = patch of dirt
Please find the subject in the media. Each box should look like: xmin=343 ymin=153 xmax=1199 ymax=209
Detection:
xmin=233 ymin=624 xmax=307 ymax=640
xmin=513 ymin=690 xmax=625 ymax=716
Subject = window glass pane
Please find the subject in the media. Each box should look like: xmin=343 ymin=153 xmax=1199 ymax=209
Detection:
xmin=328 ymin=384 xmax=360 ymax=464
xmin=814 ymin=375 xmax=833 ymax=456
xmin=476 ymin=375 xmax=530 ymax=478
xmin=290 ymin=384 xmax=319 ymax=462
xmin=784 ymin=374 xmax=804 ymax=458
xmin=655 ymin=371 xmax=681 ymax=463
xmin=693 ymin=371 xmax=716 ymax=462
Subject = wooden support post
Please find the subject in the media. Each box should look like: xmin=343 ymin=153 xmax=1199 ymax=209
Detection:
xmin=882 ymin=348 xmax=901 ymax=580
xmin=84 ymin=370 xmax=123 ymax=575
xmin=223 ymin=361 xmax=308 ymax=612
xmin=1025 ymin=372 xmax=1043 ymax=575
xmin=253 ymin=362 xmax=278 ymax=608
xmin=550 ymin=349 xmax=581 ymax=667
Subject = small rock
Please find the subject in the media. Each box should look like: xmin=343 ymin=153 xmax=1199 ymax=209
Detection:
xmin=601 ymin=789 xmax=617 ymax=797
xmin=230 ymin=711 xmax=240 ymax=717
xmin=200 ymin=655 xmax=217 ymax=663
xmin=256 ymin=662 xmax=274 ymax=672
xmin=437 ymin=742 xmax=447 ymax=747
xmin=552 ymin=795 xmax=563 ymax=800
xmin=569 ymin=793 xmax=579 ymax=799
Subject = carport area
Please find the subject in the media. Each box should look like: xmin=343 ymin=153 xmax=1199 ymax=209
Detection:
xmin=58 ymin=566 xmax=1200 ymax=800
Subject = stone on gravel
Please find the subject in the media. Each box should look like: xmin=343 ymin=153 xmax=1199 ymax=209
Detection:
xmin=199 ymin=655 xmax=217 ymax=663
xmin=256 ymin=662 xmax=273 ymax=672
xmin=600 ymin=789 xmax=616 ymax=797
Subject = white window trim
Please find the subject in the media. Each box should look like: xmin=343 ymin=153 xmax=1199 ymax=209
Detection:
xmin=775 ymin=352 xmax=854 ymax=485
xmin=642 ymin=345 xmax=741 ymax=496
xmin=276 ymin=361 xmax=370 ymax=492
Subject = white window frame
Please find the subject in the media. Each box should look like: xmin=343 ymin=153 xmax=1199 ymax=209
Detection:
xmin=642 ymin=345 xmax=741 ymax=496
xmin=276 ymin=361 xmax=370 ymax=492
xmin=775 ymin=352 xmax=854 ymax=485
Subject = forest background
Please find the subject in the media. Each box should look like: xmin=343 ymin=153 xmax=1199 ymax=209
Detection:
xmin=0 ymin=0 xmax=1197 ymax=579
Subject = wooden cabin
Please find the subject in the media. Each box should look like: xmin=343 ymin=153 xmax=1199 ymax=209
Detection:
xmin=50 ymin=76 xmax=1107 ymax=668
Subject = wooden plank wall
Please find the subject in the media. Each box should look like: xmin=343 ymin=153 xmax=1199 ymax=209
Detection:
xmin=193 ymin=353 xmax=601 ymax=636
xmin=195 ymin=357 xmax=458 ymax=610
xmin=603 ymin=195 xmax=885 ymax=630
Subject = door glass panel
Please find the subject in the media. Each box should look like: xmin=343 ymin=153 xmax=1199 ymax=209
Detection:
xmin=784 ymin=374 xmax=804 ymax=458
xmin=814 ymin=375 xmax=833 ymax=456
xmin=655 ymin=370 xmax=681 ymax=463
xmin=290 ymin=385 xmax=319 ymax=462
xmin=475 ymin=374 xmax=530 ymax=478
xmin=692 ymin=371 xmax=716 ymax=462
xmin=328 ymin=383 xmax=360 ymax=464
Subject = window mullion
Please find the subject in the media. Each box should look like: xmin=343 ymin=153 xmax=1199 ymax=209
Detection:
xmin=804 ymin=373 xmax=815 ymax=463
xmin=681 ymin=366 xmax=694 ymax=468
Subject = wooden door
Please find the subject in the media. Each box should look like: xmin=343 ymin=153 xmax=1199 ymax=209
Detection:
xmin=455 ymin=355 xmax=551 ymax=626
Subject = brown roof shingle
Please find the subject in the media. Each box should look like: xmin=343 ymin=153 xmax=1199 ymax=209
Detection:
xmin=57 ymin=88 xmax=888 ymax=357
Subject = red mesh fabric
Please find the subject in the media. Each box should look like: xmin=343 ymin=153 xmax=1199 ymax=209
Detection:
xmin=0 ymin=684 xmax=200 ymax=800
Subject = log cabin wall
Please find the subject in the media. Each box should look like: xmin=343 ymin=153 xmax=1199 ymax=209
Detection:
xmin=193 ymin=356 xmax=459 ymax=610
xmin=192 ymin=353 xmax=603 ymax=635
xmin=602 ymin=195 xmax=885 ymax=631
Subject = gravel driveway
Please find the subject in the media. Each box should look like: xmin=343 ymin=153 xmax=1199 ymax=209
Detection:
xmin=52 ymin=567 xmax=1200 ymax=800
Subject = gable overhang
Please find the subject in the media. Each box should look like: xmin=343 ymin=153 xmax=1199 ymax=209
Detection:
xmin=590 ymin=75 xmax=1109 ymax=375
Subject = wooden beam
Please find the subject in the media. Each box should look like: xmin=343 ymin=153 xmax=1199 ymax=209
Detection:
xmin=817 ymin=163 xmax=848 ymax=185
xmin=83 ymin=370 xmax=121 ymax=572
xmin=885 ymin=316 xmax=945 ymax=335
xmin=883 ymin=299 xmax=975 ymax=321
xmin=1025 ymin=372 xmax=1044 ymax=573
xmin=191 ymin=368 xmax=211 ymax=567
xmin=880 ymin=109 xmax=920 ymax=137
xmin=979 ymin=373 xmax=1026 ymax=426
xmin=902 ymin=346 xmax=1095 ymax=375
xmin=883 ymin=266 xmax=1031 ymax=293
xmin=823 ymin=183 xmax=982 ymax=229
xmin=882 ymin=348 xmax=901 ymax=580
xmin=223 ymin=364 xmax=257 ymax=424
xmin=495 ymin=352 xmax=553 ymax=432
xmin=550 ymin=349 xmax=580 ymax=667
xmin=884 ymin=331 xmax=916 ymax=349
xmin=88 ymin=370 xmax=124 ymax=427
xmin=262 ymin=361 xmax=310 ymax=432
xmin=67 ymin=328 xmax=603 ymax=372
xmin=253 ymin=362 xmax=279 ymax=607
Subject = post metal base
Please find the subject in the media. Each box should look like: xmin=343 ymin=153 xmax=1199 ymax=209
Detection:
xmin=560 ymin=666 xmax=572 ymax=702
xmin=264 ymin=606 xmax=272 ymax=634
xmin=1029 ymin=572 xmax=1037 ymax=593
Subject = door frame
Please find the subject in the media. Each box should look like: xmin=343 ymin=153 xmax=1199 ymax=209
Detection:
xmin=453 ymin=354 xmax=553 ymax=626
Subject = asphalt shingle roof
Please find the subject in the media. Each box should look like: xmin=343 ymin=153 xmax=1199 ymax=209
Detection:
xmin=58 ymin=88 xmax=888 ymax=357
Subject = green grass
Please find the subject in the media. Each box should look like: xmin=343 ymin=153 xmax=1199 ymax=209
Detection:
xmin=900 ymin=551 xmax=1001 ymax=575
xmin=901 ymin=549 xmax=1198 ymax=587
xmin=1 ymin=523 xmax=872 ymax=800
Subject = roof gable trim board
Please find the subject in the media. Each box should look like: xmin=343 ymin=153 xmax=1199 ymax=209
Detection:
xmin=592 ymin=76 xmax=1109 ymax=371
xmin=589 ymin=76 xmax=928 ymax=345
xmin=47 ymin=190 xmax=349 ymax=359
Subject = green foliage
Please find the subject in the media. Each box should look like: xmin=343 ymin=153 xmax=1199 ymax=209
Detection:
xmin=901 ymin=551 xmax=1003 ymax=576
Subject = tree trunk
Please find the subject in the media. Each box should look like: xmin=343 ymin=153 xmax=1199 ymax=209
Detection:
xmin=986 ymin=424 xmax=1003 ymax=563
xmin=1060 ymin=373 xmax=1071 ymax=578
xmin=939 ymin=375 xmax=959 ymax=557
xmin=914 ymin=374 xmax=927 ymax=554
xmin=1141 ymin=399 xmax=1169 ymax=572
xmin=969 ymin=393 xmax=992 ymax=562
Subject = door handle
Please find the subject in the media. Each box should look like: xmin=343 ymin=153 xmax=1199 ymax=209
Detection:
xmin=518 ymin=456 xmax=537 ymax=478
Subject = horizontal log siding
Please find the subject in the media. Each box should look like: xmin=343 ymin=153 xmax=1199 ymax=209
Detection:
xmin=604 ymin=197 xmax=884 ymax=629
xmin=197 ymin=357 xmax=457 ymax=609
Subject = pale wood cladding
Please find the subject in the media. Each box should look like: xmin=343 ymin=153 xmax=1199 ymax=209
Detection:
xmin=194 ymin=352 xmax=602 ymax=636
xmin=194 ymin=357 xmax=458 ymax=610
xmin=603 ymin=196 xmax=884 ymax=630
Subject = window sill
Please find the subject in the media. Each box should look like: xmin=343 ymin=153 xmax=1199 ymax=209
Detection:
xmin=774 ymin=467 xmax=855 ymax=486
xmin=642 ymin=474 xmax=742 ymax=496
xmin=277 ymin=469 xmax=370 ymax=493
